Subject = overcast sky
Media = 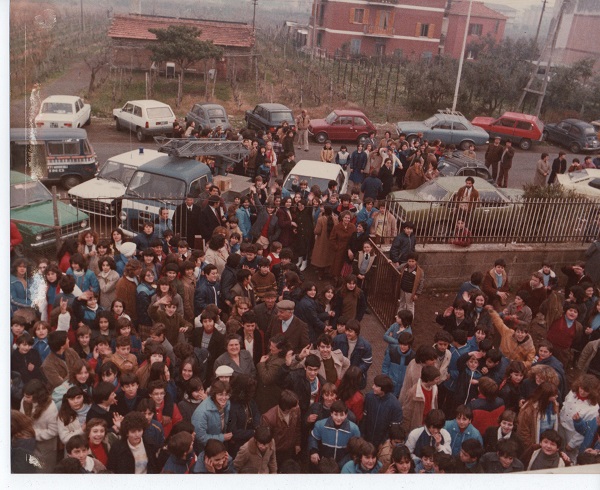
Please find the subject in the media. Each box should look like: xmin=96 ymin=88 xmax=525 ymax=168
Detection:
xmin=486 ymin=0 xmax=555 ymax=10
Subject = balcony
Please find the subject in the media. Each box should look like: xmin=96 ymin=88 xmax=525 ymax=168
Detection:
xmin=367 ymin=0 xmax=398 ymax=4
xmin=363 ymin=24 xmax=395 ymax=37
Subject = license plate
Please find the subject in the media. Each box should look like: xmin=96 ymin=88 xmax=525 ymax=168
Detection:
xmin=157 ymin=121 xmax=168 ymax=126
xmin=50 ymin=122 xmax=58 ymax=128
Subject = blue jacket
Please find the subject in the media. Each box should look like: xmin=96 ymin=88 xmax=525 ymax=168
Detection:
xmin=383 ymin=323 xmax=412 ymax=345
xmin=134 ymin=231 xmax=156 ymax=254
xmin=10 ymin=275 xmax=32 ymax=314
xmin=308 ymin=416 xmax=361 ymax=463
xmin=444 ymin=419 xmax=483 ymax=456
xmin=333 ymin=334 xmax=372 ymax=388
xmin=194 ymin=278 xmax=221 ymax=316
xmin=66 ymin=268 xmax=100 ymax=294
xmin=389 ymin=231 xmax=416 ymax=264
xmin=361 ymin=392 xmax=403 ymax=448
xmin=236 ymin=207 xmax=252 ymax=240
xmin=191 ymin=397 xmax=231 ymax=451
xmin=161 ymin=453 xmax=195 ymax=474
xmin=573 ymin=416 xmax=600 ymax=454
xmin=341 ymin=460 xmax=383 ymax=474
xmin=33 ymin=338 xmax=50 ymax=363
xmin=136 ymin=282 xmax=155 ymax=325
xmin=445 ymin=343 xmax=472 ymax=391
xmin=355 ymin=206 xmax=377 ymax=230
xmin=295 ymin=295 xmax=327 ymax=343
xmin=382 ymin=346 xmax=415 ymax=397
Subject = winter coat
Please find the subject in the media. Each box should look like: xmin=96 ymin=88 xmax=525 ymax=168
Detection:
xmin=389 ymin=231 xmax=416 ymax=264
xmin=361 ymin=392 xmax=403 ymax=448
xmin=10 ymin=274 xmax=32 ymax=314
xmin=136 ymin=282 xmax=155 ymax=326
xmin=295 ymin=295 xmax=328 ymax=343
xmin=311 ymin=213 xmax=338 ymax=269
xmin=341 ymin=460 xmax=383 ymax=473
xmin=401 ymin=379 xmax=438 ymax=433
xmin=194 ymin=278 xmax=221 ymax=315
xmin=444 ymin=419 xmax=483 ymax=457
xmin=233 ymin=437 xmax=277 ymax=474
xmin=256 ymin=354 xmax=286 ymax=414
xmin=585 ymin=241 xmax=600 ymax=285
xmin=227 ymin=399 xmax=262 ymax=457
xmin=260 ymin=405 xmax=302 ymax=451
xmin=516 ymin=400 xmax=559 ymax=449
xmin=276 ymin=207 xmax=295 ymax=247
xmin=40 ymin=349 xmax=80 ymax=391
xmin=481 ymin=268 xmax=510 ymax=309
xmin=250 ymin=208 xmax=280 ymax=242
xmin=560 ymin=390 xmax=600 ymax=452
xmin=66 ymin=268 xmax=100 ymax=294
xmin=213 ymin=350 xmax=257 ymax=379
xmin=235 ymin=207 xmax=253 ymax=240
xmin=308 ymin=417 xmax=360 ymax=463
xmin=106 ymin=438 xmax=160 ymax=474
xmin=115 ymin=276 xmax=138 ymax=323
xmin=382 ymin=346 xmax=415 ymax=397
xmin=489 ymin=309 xmax=536 ymax=367
xmin=191 ymin=396 xmax=231 ymax=451
xmin=329 ymin=221 xmax=356 ymax=277
xmin=97 ymin=270 xmax=120 ymax=309
xmin=469 ymin=395 xmax=506 ymax=435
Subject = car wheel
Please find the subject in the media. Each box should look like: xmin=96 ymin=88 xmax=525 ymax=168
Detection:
xmin=61 ymin=175 xmax=82 ymax=190
xmin=459 ymin=140 xmax=474 ymax=151
xmin=519 ymin=138 xmax=532 ymax=151
xmin=115 ymin=118 xmax=122 ymax=131
xmin=570 ymin=142 xmax=581 ymax=153
xmin=542 ymin=130 xmax=548 ymax=141
xmin=136 ymin=128 xmax=146 ymax=142
xmin=357 ymin=134 xmax=368 ymax=145
xmin=315 ymin=132 xmax=328 ymax=144
xmin=85 ymin=115 xmax=91 ymax=126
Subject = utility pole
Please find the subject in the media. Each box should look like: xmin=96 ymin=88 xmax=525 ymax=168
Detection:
xmin=80 ymin=0 xmax=84 ymax=33
xmin=311 ymin=0 xmax=319 ymax=60
xmin=534 ymin=0 xmax=547 ymax=46
xmin=451 ymin=0 xmax=473 ymax=112
xmin=252 ymin=0 xmax=258 ymax=34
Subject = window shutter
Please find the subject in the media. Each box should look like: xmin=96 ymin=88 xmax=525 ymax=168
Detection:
xmin=389 ymin=11 xmax=395 ymax=29
xmin=363 ymin=9 xmax=369 ymax=24
xmin=429 ymin=24 xmax=435 ymax=38
xmin=349 ymin=8 xmax=355 ymax=23
xmin=415 ymin=22 xmax=422 ymax=37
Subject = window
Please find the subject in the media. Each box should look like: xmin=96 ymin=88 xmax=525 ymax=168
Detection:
xmin=123 ymin=103 xmax=133 ymax=113
xmin=468 ymin=24 xmax=483 ymax=36
xmin=133 ymin=106 xmax=142 ymax=117
xmin=495 ymin=20 xmax=500 ymax=34
xmin=434 ymin=122 xmax=452 ymax=130
xmin=47 ymin=140 xmax=79 ymax=156
xmin=421 ymin=51 xmax=433 ymax=62
xmin=516 ymin=121 xmax=533 ymax=131
xmin=499 ymin=119 xmax=516 ymax=128
xmin=354 ymin=9 xmax=364 ymax=23
xmin=557 ymin=121 xmax=570 ymax=131
xmin=569 ymin=125 xmax=582 ymax=136
xmin=350 ymin=38 xmax=361 ymax=55
xmin=453 ymin=123 xmax=467 ymax=131
xmin=420 ymin=24 xmax=429 ymax=37
xmin=354 ymin=117 xmax=367 ymax=127
xmin=336 ymin=117 xmax=353 ymax=125
xmin=379 ymin=10 xmax=390 ymax=30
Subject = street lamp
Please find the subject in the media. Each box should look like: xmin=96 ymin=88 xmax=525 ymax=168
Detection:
xmin=452 ymin=0 xmax=473 ymax=112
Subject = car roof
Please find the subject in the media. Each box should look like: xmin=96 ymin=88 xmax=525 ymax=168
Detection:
xmin=439 ymin=153 xmax=486 ymax=168
xmin=500 ymin=112 xmax=539 ymax=122
xmin=137 ymin=156 xmax=211 ymax=180
xmin=41 ymin=95 xmax=81 ymax=103
xmin=11 ymin=128 xmax=89 ymax=141
xmin=106 ymin=149 xmax=163 ymax=166
xmin=125 ymin=100 xmax=172 ymax=108
xmin=561 ymin=118 xmax=594 ymax=128
xmin=432 ymin=113 xmax=469 ymax=123
xmin=288 ymin=160 xmax=343 ymax=179
xmin=332 ymin=109 xmax=367 ymax=117
xmin=256 ymin=103 xmax=292 ymax=111
xmin=389 ymin=176 xmax=497 ymax=197
xmin=10 ymin=170 xmax=37 ymax=185
xmin=193 ymin=103 xmax=226 ymax=110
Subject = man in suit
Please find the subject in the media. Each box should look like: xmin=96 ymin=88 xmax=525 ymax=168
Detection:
xmin=199 ymin=195 xmax=224 ymax=241
xmin=547 ymin=151 xmax=567 ymax=185
xmin=496 ymin=140 xmax=515 ymax=188
xmin=484 ymin=136 xmax=503 ymax=181
xmin=173 ymin=194 xmax=202 ymax=247
xmin=454 ymin=177 xmax=480 ymax=217
xmin=266 ymin=300 xmax=309 ymax=353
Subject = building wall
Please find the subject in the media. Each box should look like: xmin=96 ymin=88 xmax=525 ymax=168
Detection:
xmin=560 ymin=13 xmax=600 ymax=65
xmin=444 ymin=13 xmax=506 ymax=58
xmin=315 ymin=0 xmax=446 ymax=59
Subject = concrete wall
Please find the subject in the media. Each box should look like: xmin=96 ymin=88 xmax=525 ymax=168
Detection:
xmin=406 ymin=242 xmax=588 ymax=290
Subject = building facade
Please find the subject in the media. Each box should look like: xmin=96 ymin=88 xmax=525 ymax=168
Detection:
xmin=554 ymin=0 xmax=600 ymax=68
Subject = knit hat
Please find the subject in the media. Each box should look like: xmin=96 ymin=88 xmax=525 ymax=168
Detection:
xmin=120 ymin=242 xmax=137 ymax=258
xmin=214 ymin=365 xmax=234 ymax=378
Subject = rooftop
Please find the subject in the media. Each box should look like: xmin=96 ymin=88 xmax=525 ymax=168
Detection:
xmin=449 ymin=1 xmax=507 ymax=20
xmin=108 ymin=13 xmax=255 ymax=49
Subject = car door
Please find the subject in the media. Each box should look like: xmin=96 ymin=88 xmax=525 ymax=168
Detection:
xmin=74 ymin=99 xmax=82 ymax=127
xmin=353 ymin=116 xmax=369 ymax=141
xmin=490 ymin=118 xmax=516 ymax=140
xmin=119 ymin=103 xmax=134 ymax=130
xmin=548 ymin=121 xmax=570 ymax=144
xmin=430 ymin=120 xmax=453 ymax=143
xmin=191 ymin=104 xmax=203 ymax=126
xmin=131 ymin=104 xmax=143 ymax=130
xmin=331 ymin=116 xmax=352 ymax=140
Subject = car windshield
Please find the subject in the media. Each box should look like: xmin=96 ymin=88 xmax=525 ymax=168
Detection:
xmin=98 ymin=160 xmax=138 ymax=185
xmin=415 ymin=180 xmax=448 ymax=200
xmin=42 ymin=102 xmax=73 ymax=114
xmin=207 ymin=108 xmax=225 ymax=118
xmin=479 ymin=190 xmax=507 ymax=204
xmin=285 ymin=175 xmax=331 ymax=194
xmin=566 ymin=169 xmax=591 ymax=181
xmin=423 ymin=115 xmax=439 ymax=128
xmin=127 ymin=171 xmax=186 ymax=200
xmin=325 ymin=111 xmax=337 ymax=124
xmin=271 ymin=111 xmax=295 ymax=123
xmin=147 ymin=107 xmax=174 ymax=119
xmin=437 ymin=160 xmax=459 ymax=177
xmin=583 ymin=127 xmax=597 ymax=136
xmin=11 ymin=180 xmax=52 ymax=207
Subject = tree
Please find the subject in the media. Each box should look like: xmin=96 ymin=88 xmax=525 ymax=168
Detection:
xmin=83 ymin=40 xmax=111 ymax=94
xmin=148 ymin=25 xmax=223 ymax=105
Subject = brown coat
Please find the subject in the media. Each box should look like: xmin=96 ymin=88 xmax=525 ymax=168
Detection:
xmin=180 ymin=275 xmax=196 ymax=322
xmin=329 ymin=221 xmax=356 ymax=277
xmin=404 ymin=165 xmax=426 ymax=190
xmin=266 ymin=315 xmax=309 ymax=353
xmin=261 ymin=406 xmax=302 ymax=451
xmin=115 ymin=277 xmax=138 ymax=323
xmin=41 ymin=348 xmax=80 ymax=391
xmin=311 ymin=214 xmax=338 ymax=269
xmin=481 ymin=268 xmax=510 ymax=310
xmin=233 ymin=437 xmax=277 ymax=474
xmin=401 ymin=379 xmax=438 ymax=433
xmin=516 ymin=400 xmax=559 ymax=450
xmin=489 ymin=310 xmax=536 ymax=368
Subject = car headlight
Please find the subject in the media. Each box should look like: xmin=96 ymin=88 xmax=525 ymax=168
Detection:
xmin=119 ymin=210 xmax=127 ymax=222
xmin=80 ymin=220 xmax=88 ymax=228
xmin=35 ymin=234 xmax=42 ymax=241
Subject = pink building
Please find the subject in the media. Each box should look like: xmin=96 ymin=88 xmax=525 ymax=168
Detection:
xmin=310 ymin=0 xmax=447 ymax=60
xmin=443 ymin=1 xmax=507 ymax=59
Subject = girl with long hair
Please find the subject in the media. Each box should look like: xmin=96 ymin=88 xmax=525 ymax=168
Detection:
xmin=517 ymin=381 xmax=560 ymax=450
xmin=337 ymin=366 xmax=365 ymax=423
xmin=57 ymin=386 xmax=91 ymax=445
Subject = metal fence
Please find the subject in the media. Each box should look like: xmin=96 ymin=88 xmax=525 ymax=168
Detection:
xmin=382 ymin=196 xmax=599 ymax=246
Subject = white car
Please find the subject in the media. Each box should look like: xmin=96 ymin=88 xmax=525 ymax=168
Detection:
xmin=69 ymin=149 xmax=163 ymax=217
xmin=556 ymin=168 xmax=600 ymax=199
xmin=113 ymin=99 xmax=176 ymax=142
xmin=283 ymin=160 xmax=348 ymax=197
xmin=35 ymin=95 xmax=91 ymax=129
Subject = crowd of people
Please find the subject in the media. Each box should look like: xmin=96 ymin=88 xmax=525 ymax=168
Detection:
xmin=8 ymin=124 xmax=600 ymax=476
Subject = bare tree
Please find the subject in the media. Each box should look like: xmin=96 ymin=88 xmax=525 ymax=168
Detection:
xmin=84 ymin=40 xmax=111 ymax=94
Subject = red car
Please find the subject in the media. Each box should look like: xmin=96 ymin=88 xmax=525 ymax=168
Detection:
xmin=309 ymin=109 xmax=376 ymax=144
xmin=471 ymin=111 xmax=544 ymax=150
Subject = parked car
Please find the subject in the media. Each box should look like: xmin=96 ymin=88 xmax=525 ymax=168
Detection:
xmin=437 ymin=152 xmax=493 ymax=183
xmin=245 ymin=103 xmax=295 ymax=134
xmin=542 ymin=119 xmax=600 ymax=154
xmin=387 ymin=176 xmax=524 ymax=238
xmin=308 ymin=109 xmax=377 ymax=144
xmin=283 ymin=160 xmax=348 ymax=197
xmin=10 ymin=128 xmax=97 ymax=189
xmin=113 ymin=100 xmax=176 ymax=142
xmin=396 ymin=110 xmax=489 ymax=150
xmin=591 ymin=120 xmax=600 ymax=140
xmin=556 ymin=169 xmax=600 ymax=199
xmin=11 ymin=171 xmax=89 ymax=251
xmin=68 ymin=149 xmax=163 ymax=218
xmin=471 ymin=111 xmax=544 ymax=150
xmin=34 ymin=95 xmax=91 ymax=129
xmin=185 ymin=103 xmax=232 ymax=132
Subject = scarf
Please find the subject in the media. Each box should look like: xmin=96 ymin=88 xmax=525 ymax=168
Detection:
xmin=99 ymin=270 xmax=111 ymax=279
xmin=73 ymin=269 xmax=84 ymax=277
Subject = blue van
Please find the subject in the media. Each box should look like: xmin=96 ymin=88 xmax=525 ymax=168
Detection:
xmin=10 ymin=128 xmax=98 ymax=189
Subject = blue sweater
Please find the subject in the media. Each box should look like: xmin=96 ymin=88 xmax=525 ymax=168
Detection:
xmin=444 ymin=419 xmax=483 ymax=457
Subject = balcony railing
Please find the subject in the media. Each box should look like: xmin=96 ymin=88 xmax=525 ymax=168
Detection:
xmin=363 ymin=24 xmax=395 ymax=36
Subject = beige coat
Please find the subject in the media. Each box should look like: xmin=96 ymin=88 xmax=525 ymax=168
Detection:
xmin=233 ymin=437 xmax=277 ymax=474
xmin=401 ymin=379 xmax=438 ymax=433
xmin=311 ymin=214 xmax=338 ymax=268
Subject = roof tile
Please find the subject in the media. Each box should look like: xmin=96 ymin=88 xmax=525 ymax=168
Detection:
xmin=449 ymin=1 xmax=507 ymax=21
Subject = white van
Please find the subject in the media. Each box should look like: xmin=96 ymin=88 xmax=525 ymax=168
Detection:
xmin=283 ymin=160 xmax=348 ymax=197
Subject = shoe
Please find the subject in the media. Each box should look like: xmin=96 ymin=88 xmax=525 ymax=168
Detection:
xmin=300 ymin=260 xmax=308 ymax=271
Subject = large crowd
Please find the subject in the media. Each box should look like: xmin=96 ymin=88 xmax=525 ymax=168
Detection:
xmin=8 ymin=120 xmax=600 ymax=475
